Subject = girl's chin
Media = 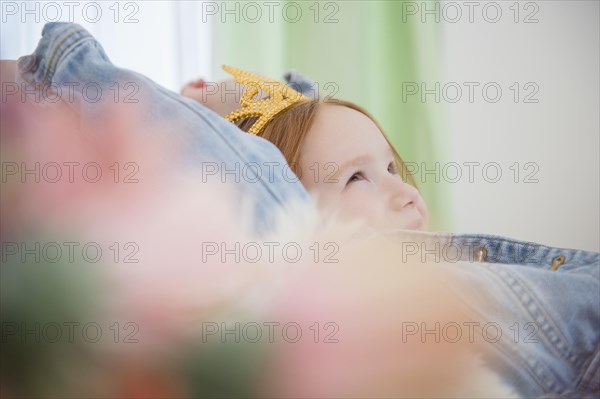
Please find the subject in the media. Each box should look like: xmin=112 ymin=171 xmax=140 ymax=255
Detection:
xmin=323 ymin=206 xmax=427 ymax=232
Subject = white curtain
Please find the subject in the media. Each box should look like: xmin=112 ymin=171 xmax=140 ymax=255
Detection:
xmin=1 ymin=0 xmax=213 ymax=91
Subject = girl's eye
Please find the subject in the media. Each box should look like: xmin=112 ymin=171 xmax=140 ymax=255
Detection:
xmin=347 ymin=172 xmax=364 ymax=185
xmin=388 ymin=161 xmax=399 ymax=174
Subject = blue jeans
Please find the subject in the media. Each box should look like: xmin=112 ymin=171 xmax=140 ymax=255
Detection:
xmin=17 ymin=22 xmax=600 ymax=397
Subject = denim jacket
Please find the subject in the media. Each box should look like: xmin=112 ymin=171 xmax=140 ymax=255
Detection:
xmin=382 ymin=229 xmax=600 ymax=397
xmin=16 ymin=22 xmax=310 ymax=237
xmin=16 ymin=23 xmax=600 ymax=398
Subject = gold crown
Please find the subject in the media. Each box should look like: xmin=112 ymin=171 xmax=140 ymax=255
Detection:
xmin=222 ymin=65 xmax=310 ymax=135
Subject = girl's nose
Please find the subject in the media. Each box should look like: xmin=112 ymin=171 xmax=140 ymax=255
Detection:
xmin=385 ymin=176 xmax=420 ymax=211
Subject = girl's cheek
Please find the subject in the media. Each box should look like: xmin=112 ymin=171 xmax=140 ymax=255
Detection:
xmin=339 ymin=190 xmax=385 ymax=225
xmin=308 ymin=186 xmax=336 ymax=209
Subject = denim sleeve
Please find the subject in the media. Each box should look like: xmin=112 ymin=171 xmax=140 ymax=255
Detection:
xmin=445 ymin=257 xmax=600 ymax=397
xmin=17 ymin=22 xmax=311 ymax=235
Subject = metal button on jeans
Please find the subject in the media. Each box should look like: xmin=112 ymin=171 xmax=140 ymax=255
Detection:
xmin=550 ymin=255 xmax=566 ymax=271
xmin=474 ymin=247 xmax=488 ymax=262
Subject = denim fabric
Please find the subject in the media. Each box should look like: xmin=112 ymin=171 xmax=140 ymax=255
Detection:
xmin=17 ymin=22 xmax=311 ymax=236
xmin=283 ymin=69 xmax=319 ymax=99
xmin=386 ymin=229 xmax=600 ymax=397
xmin=19 ymin=22 xmax=599 ymax=398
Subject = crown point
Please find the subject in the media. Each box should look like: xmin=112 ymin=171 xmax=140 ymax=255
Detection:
xmin=223 ymin=66 xmax=309 ymax=134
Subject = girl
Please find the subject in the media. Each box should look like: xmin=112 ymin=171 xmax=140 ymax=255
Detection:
xmin=2 ymin=23 xmax=598 ymax=398
xmin=182 ymin=73 xmax=429 ymax=232
xmin=182 ymin=67 xmax=600 ymax=397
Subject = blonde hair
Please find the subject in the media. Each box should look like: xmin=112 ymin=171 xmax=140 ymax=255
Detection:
xmin=236 ymin=98 xmax=417 ymax=188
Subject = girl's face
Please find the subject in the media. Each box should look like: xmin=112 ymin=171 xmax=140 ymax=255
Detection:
xmin=298 ymin=104 xmax=428 ymax=231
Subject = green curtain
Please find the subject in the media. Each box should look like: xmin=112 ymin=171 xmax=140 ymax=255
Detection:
xmin=213 ymin=1 xmax=449 ymax=231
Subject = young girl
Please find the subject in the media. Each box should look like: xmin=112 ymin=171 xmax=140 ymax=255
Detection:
xmin=182 ymin=74 xmax=429 ymax=232
xmin=182 ymin=67 xmax=600 ymax=397
xmin=3 ymin=23 xmax=598 ymax=398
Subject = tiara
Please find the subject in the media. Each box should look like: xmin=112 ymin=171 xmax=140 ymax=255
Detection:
xmin=222 ymin=65 xmax=310 ymax=135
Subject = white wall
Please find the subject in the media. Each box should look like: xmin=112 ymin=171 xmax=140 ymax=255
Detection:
xmin=440 ymin=0 xmax=599 ymax=251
